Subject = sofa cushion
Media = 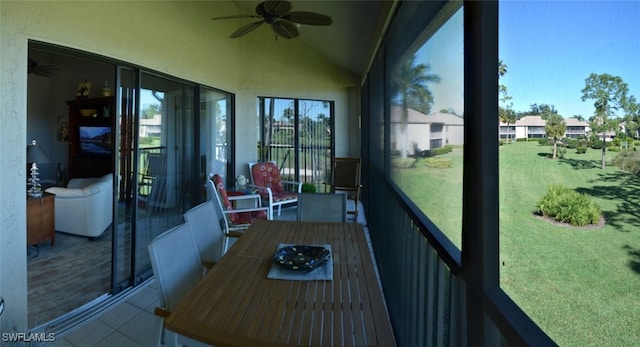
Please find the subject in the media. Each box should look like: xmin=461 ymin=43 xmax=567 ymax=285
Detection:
xmin=45 ymin=187 xmax=85 ymax=198
xmin=46 ymin=173 xmax=112 ymax=198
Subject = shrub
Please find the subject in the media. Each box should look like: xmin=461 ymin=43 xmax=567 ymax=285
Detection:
xmin=421 ymin=146 xmax=452 ymax=157
xmin=565 ymin=138 xmax=579 ymax=149
xmin=576 ymin=146 xmax=587 ymax=154
xmin=535 ymin=184 xmax=601 ymax=226
xmin=591 ymin=139 xmax=604 ymax=149
xmin=608 ymin=146 xmax=621 ymax=152
xmin=301 ymin=182 xmax=317 ymax=193
xmin=432 ymin=146 xmax=453 ymax=156
xmin=516 ymin=137 xmax=528 ymax=142
xmin=424 ymin=157 xmax=452 ymax=168
xmin=557 ymin=147 xmax=567 ymax=158
xmin=538 ymin=138 xmax=549 ymax=146
xmin=392 ymin=157 xmax=417 ymax=168
xmin=611 ymin=150 xmax=640 ymax=175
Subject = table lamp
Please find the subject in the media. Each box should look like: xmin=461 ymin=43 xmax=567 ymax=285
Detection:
xmin=27 ymin=139 xmax=50 ymax=197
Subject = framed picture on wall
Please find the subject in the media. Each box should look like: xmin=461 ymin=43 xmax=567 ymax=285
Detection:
xmin=57 ymin=116 xmax=69 ymax=142
xmin=76 ymin=81 xmax=91 ymax=98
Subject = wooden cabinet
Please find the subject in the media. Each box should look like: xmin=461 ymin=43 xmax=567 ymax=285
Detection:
xmin=66 ymin=97 xmax=115 ymax=178
xmin=27 ymin=193 xmax=55 ymax=246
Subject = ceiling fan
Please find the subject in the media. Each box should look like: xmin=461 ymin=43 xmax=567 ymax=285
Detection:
xmin=211 ymin=0 xmax=333 ymax=39
xmin=28 ymin=58 xmax=60 ymax=78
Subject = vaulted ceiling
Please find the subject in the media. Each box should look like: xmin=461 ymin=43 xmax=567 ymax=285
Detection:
xmin=219 ymin=1 xmax=390 ymax=79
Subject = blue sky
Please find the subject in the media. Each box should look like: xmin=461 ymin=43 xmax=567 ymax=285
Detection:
xmin=499 ymin=1 xmax=640 ymax=118
xmin=417 ymin=7 xmax=464 ymax=116
xmin=416 ymin=2 xmax=639 ymax=119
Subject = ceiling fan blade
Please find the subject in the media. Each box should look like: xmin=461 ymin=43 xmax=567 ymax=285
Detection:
xmin=230 ymin=20 xmax=265 ymax=38
xmin=263 ymin=0 xmax=292 ymax=16
xmin=282 ymin=11 xmax=333 ymax=26
xmin=212 ymin=14 xmax=260 ymax=21
xmin=271 ymin=21 xmax=299 ymax=39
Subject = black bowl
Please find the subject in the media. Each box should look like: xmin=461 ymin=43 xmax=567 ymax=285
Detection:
xmin=273 ymin=245 xmax=330 ymax=271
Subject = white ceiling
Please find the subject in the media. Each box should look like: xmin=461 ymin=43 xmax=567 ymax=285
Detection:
xmin=225 ymin=1 xmax=387 ymax=78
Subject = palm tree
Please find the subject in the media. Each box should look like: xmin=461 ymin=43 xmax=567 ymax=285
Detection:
xmin=391 ymin=56 xmax=441 ymax=159
xmin=499 ymin=108 xmax=516 ymax=143
xmin=545 ymin=113 xmax=566 ymax=159
xmin=498 ymin=59 xmax=507 ymax=77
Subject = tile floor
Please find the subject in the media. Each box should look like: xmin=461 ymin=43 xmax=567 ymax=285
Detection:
xmin=50 ymin=203 xmax=368 ymax=346
xmin=51 ymin=281 xmax=161 ymax=347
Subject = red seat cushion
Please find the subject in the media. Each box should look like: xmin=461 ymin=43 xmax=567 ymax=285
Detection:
xmin=212 ymin=174 xmax=266 ymax=225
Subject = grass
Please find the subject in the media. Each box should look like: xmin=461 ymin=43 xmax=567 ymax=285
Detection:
xmin=393 ymin=141 xmax=640 ymax=346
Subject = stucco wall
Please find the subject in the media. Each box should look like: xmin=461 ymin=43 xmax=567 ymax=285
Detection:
xmin=0 ymin=0 xmax=360 ymax=332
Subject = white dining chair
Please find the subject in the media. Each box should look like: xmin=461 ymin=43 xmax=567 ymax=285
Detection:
xmin=147 ymin=223 xmax=209 ymax=347
xmin=184 ymin=200 xmax=236 ymax=266
xmin=296 ymin=192 xmax=347 ymax=223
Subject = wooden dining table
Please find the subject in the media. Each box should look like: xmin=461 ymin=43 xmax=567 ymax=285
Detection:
xmin=163 ymin=219 xmax=397 ymax=347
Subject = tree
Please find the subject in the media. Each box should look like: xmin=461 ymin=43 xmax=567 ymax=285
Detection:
xmin=391 ymin=55 xmax=441 ymax=159
xmin=440 ymin=107 xmax=459 ymax=115
xmin=581 ymin=73 xmax=632 ymax=169
xmin=623 ymin=97 xmax=639 ymax=139
xmin=529 ymin=103 xmax=558 ymax=120
xmin=545 ymin=113 xmax=566 ymax=159
xmin=499 ymin=108 xmax=516 ymax=143
xmin=498 ymin=59 xmax=516 ymax=143
xmin=141 ymin=103 xmax=161 ymax=119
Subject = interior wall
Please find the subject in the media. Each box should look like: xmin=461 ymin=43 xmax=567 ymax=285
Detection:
xmin=1 ymin=0 xmax=361 ymax=332
xmin=28 ymin=50 xmax=115 ymax=182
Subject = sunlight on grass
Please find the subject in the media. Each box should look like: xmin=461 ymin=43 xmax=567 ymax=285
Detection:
xmin=392 ymin=148 xmax=463 ymax=249
xmin=395 ymin=141 xmax=640 ymax=346
xmin=498 ymin=142 xmax=640 ymax=346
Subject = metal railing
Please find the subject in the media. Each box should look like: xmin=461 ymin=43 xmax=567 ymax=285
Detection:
xmin=364 ymin=164 xmax=470 ymax=346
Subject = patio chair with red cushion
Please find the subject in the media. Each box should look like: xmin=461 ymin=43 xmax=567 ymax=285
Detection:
xmin=210 ymin=174 xmax=269 ymax=232
xmin=249 ymin=161 xmax=302 ymax=219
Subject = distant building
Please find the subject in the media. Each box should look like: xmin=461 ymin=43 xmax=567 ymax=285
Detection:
xmin=390 ymin=106 xmax=464 ymax=155
xmin=499 ymin=115 xmax=590 ymax=140
xmin=564 ymin=117 xmax=591 ymax=138
xmin=140 ymin=114 xmax=162 ymax=137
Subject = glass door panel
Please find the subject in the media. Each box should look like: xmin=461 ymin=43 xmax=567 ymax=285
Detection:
xmin=113 ymin=66 xmax=137 ymax=291
xmin=297 ymin=100 xmax=333 ymax=191
xmin=200 ymin=87 xmax=232 ymax=187
xmin=133 ymin=72 xmax=195 ymax=280
xmin=259 ymin=98 xmax=296 ymax=173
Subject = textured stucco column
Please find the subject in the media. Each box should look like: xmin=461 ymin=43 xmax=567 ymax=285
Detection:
xmin=0 ymin=0 xmax=29 ymax=333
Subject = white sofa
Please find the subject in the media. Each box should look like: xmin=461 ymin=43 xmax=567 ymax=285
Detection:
xmin=45 ymin=173 xmax=113 ymax=239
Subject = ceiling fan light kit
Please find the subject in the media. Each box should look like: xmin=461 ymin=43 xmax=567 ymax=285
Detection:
xmin=212 ymin=0 xmax=332 ymax=40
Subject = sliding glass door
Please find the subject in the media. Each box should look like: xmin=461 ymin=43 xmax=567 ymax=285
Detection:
xmin=116 ymin=71 xmax=231 ymax=288
xmin=26 ymin=42 xmax=234 ymax=327
xmin=258 ymin=97 xmax=334 ymax=191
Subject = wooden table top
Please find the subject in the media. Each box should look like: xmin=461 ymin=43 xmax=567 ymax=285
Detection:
xmin=164 ymin=219 xmax=396 ymax=347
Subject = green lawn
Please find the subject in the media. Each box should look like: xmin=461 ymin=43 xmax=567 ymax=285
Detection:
xmin=393 ymin=141 xmax=640 ymax=346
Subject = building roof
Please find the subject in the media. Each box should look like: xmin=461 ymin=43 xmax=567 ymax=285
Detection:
xmin=390 ymin=106 xmax=464 ymax=125
xmin=514 ymin=115 xmax=546 ymax=126
xmin=565 ymin=117 xmax=589 ymax=126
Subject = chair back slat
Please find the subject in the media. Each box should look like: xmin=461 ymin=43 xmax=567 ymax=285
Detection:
xmin=297 ymin=193 xmax=347 ymax=223
xmin=184 ymin=201 xmax=224 ymax=263
xmin=147 ymin=223 xmax=202 ymax=312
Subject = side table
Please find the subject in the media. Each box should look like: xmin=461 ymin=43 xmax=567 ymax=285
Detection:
xmin=225 ymin=186 xmax=261 ymax=208
xmin=27 ymin=192 xmax=55 ymax=246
